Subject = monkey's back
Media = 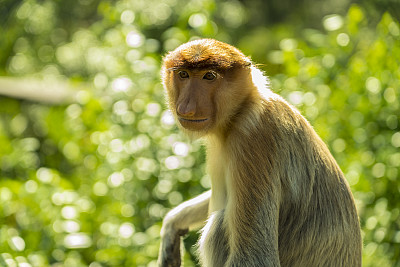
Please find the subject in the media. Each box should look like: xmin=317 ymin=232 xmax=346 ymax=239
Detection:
xmin=227 ymin=93 xmax=362 ymax=266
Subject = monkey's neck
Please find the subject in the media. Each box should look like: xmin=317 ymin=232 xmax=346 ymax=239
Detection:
xmin=210 ymin=89 xmax=265 ymax=141
xmin=205 ymin=91 xmax=266 ymax=214
xmin=205 ymin=136 xmax=229 ymax=213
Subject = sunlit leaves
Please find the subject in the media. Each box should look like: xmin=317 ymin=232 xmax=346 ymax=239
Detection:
xmin=0 ymin=1 xmax=399 ymax=267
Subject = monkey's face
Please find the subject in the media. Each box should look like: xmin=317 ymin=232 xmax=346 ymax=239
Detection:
xmin=162 ymin=39 xmax=254 ymax=135
xmin=167 ymin=68 xmax=223 ymax=132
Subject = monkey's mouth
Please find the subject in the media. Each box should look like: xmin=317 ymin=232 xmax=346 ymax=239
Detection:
xmin=178 ymin=117 xmax=210 ymax=131
xmin=179 ymin=117 xmax=209 ymax=123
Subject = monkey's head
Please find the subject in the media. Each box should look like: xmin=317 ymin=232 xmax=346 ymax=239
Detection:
xmin=162 ymin=39 xmax=256 ymax=135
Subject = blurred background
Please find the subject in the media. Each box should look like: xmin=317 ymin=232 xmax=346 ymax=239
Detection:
xmin=0 ymin=0 xmax=399 ymax=266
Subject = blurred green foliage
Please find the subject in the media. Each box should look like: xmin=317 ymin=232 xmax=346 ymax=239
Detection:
xmin=0 ymin=0 xmax=399 ymax=266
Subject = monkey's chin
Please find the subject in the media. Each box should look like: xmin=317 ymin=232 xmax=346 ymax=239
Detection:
xmin=178 ymin=117 xmax=211 ymax=132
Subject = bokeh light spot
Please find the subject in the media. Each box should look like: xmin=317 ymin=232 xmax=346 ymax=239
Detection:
xmin=173 ymin=142 xmax=189 ymax=156
xmin=366 ymin=77 xmax=381 ymax=94
xmin=165 ymin=156 xmax=180 ymax=170
xmin=188 ymin=13 xmax=207 ymax=28
xmin=119 ymin=223 xmax=135 ymax=238
xmin=126 ymin=31 xmax=144 ymax=48
xmin=112 ymin=77 xmax=132 ymax=92
xmin=93 ymin=182 xmax=108 ymax=196
xmin=121 ymin=10 xmax=135 ymax=25
xmin=391 ymin=132 xmax=400 ymax=147
xmin=323 ymin=15 xmax=343 ymax=31
xmin=64 ymin=233 xmax=92 ymax=249
xmin=62 ymin=206 xmax=78 ymax=219
xmin=9 ymin=236 xmax=25 ymax=251
xmin=336 ymin=33 xmax=350 ymax=46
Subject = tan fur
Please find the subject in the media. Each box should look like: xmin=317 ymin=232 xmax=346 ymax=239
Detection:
xmin=158 ymin=39 xmax=362 ymax=267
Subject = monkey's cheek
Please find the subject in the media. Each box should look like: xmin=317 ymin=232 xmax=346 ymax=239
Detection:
xmin=178 ymin=118 xmax=211 ymax=131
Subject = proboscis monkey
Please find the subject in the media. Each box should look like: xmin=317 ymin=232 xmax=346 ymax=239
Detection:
xmin=158 ymin=39 xmax=362 ymax=267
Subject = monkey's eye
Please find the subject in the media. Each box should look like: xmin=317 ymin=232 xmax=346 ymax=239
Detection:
xmin=178 ymin=71 xmax=189 ymax=79
xmin=203 ymin=71 xmax=216 ymax=81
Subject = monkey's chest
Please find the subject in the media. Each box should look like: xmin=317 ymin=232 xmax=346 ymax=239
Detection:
xmin=207 ymin=149 xmax=231 ymax=213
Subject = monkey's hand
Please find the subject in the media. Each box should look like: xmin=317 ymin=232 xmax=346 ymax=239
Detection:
xmin=158 ymin=222 xmax=188 ymax=267
xmin=158 ymin=191 xmax=210 ymax=266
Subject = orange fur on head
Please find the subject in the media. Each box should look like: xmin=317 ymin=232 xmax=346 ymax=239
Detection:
xmin=163 ymin=39 xmax=251 ymax=71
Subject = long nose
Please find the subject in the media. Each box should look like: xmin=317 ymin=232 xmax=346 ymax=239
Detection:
xmin=176 ymin=84 xmax=197 ymax=117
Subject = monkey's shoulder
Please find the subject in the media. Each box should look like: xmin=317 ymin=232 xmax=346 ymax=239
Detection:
xmin=227 ymin=94 xmax=332 ymax=168
xmin=231 ymin=93 xmax=312 ymax=140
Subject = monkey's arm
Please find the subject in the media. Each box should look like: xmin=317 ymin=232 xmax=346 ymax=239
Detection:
xmin=225 ymin=138 xmax=282 ymax=266
xmin=158 ymin=190 xmax=210 ymax=267
xmin=226 ymin=180 xmax=281 ymax=267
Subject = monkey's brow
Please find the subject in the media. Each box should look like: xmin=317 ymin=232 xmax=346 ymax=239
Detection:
xmin=166 ymin=67 xmax=181 ymax=71
xmin=166 ymin=67 xmax=221 ymax=73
